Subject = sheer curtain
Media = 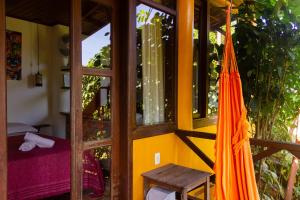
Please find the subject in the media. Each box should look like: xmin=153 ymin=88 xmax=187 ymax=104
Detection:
xmin=141 ymin=19 xmax=164 ymax=124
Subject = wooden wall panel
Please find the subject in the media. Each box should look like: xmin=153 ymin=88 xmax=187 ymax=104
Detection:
xmin=0 ymin=0 xmax=7 ymax=198
xmin=119 ymin=0 xmax=136 ymax=199
xmin=70 ymin=0 xmax=83 ymax=199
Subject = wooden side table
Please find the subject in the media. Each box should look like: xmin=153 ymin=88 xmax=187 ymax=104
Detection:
xmin=142 ymin=164 xmax=211 ymax=200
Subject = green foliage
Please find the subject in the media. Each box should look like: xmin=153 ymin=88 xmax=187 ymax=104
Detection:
xmin=233 ymin=1 xmax=300 ymax=141
xmin=233 ymin=1 xmax=300 ymax=199
xmin=209 ymin=0 xmax=300 ymax=198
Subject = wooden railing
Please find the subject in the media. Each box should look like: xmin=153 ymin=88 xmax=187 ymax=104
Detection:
xmin=175 ymin=129 xmax=300 ymax=170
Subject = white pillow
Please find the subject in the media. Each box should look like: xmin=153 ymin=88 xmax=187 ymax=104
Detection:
xmin=7 ymin=123 xmax=38 ymax=135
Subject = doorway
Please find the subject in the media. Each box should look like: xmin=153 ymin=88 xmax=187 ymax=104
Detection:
xmin=0 ymin=0 xmax=121 ymax=199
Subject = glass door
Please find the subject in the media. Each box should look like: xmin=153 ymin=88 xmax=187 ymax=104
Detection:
xmin=71 ymin=0 xmax=120 ymax=199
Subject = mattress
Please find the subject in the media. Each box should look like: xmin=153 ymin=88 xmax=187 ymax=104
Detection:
xmin=8 ymin=134 xmax=104 ymax=200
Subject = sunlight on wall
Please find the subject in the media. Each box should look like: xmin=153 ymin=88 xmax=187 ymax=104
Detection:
xmin=132 ymin=0 xmax=217 ymax=199
xmin=133 ymin=134 xmax=178 ymax=200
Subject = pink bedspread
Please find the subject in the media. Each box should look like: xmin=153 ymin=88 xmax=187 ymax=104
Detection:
xmin=8 ymin=135 xmax=105 ymax=200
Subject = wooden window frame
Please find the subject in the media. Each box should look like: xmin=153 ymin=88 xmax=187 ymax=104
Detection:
xmin=193 ymin=0 xmax=217 ymax=129
xmin=133 ymin=0 xmax=178 ymax=139
xmin=72 ymin=0 xmax=121 ymax=198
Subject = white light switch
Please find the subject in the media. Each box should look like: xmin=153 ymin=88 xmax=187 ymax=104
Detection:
xmin=155 ymin=152 xmax=160 ymax=165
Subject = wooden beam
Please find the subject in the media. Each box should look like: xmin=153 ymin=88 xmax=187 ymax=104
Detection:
xmin=83 ymin=138 xmax=113 ymax=150
xmin=0 ymin=0 xmax=7 ymax=198
xmin=253 ymin=148 xmax=282 ymax=162
xmin=193 ymin=117 xmax=217 ymax=129
xmin=71 ymin=0 xmax=83 ymax=198
xmin=139 ymin=0 xmax=176 ymax=16
xmin=176 ymin=133 xmax=214 ymax=169
xmin=250 ymin=138 xmax=300 ymax=155
xmin=133 ymin=123 xmax=176 ymax=140
xmin=82 ymin=68 xmax=113 ymax=77
xmin=176 ymin=129 xmax=216 ymax=140
xmin=198 ymin=0 xmax=209 ymax=118
xmin=119 ymin=0 xmax=136 ymax=199
xmin=110 ymin=0 xmax=121 ymax=197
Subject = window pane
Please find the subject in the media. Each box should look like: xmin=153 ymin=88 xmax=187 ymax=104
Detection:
xmin=192 ymin=2 xmax=223 ymax=118
xmin=148 ymin=0 xmax=176 ymax=10
xmin=82 ymin=146 xmax=111 ymax=199
xmin=82 ymin=1 xmax=111 ymax=69
xmin=192 ymin=0 xmax=200 ymax=118
xmin=136 ymin=4 xmax=176 ymax=125
xmin=82 ymin=76 xmax=111 ymax=141
xmin=207 ymin=5 xmax=225 ymax=117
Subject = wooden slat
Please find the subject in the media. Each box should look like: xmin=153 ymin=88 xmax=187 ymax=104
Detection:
xmin=193 ymin=117 xmax=217 ymax=129
xmin=142 ymin=163 xmax=211 ymax=191
xmin=133 ymin=122 xmax=177 ymax=140
xmin=139 ymin=0 xmax=177 ymax=16
xmin=71 ymin=0 xmax=83 ymax=198
xmin=250 ymin=138 xmax=300 ymax=154
xmin=253 ymin=148 xmax=282 ymax=162
xmin=110 ymin=0 xmax=121 ymax=197
xmin=118 ymin=0 xmax=136 ymax=199
xmin=0 ymin=0 xmax=7 ymax=198
xmin=176 ymin=129 xmax=216 ymax=140
xmin=83 ymin=138 xmax=113 ymax=150
xmin=176 ymin=133 xmax=215 ymax=169
xmin=82 ymin=67 xmax=113 ymax=77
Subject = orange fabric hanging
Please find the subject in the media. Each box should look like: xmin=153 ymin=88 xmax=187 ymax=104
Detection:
xmin=214 ymin=8 xmax=260 ymax=200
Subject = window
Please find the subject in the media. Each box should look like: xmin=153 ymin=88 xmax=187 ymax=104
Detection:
xmin=193 ymin=1 xmax=224 ymax=123
xmin=136 ymin=3 xmax=176 ymax=126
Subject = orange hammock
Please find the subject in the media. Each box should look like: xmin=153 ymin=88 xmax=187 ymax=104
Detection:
xmin=214 ymin=8 xmax=260 ymax=200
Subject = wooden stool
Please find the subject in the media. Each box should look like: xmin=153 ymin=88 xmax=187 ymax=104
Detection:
xmin=142 ymin=164 xmax=211 ymax=200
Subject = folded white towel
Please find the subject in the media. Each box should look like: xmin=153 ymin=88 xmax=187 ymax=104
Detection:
xmin=24 ymin=132 xmax=55 ymax=148
xmin=19 ymin=141 xmax=36 ymax=152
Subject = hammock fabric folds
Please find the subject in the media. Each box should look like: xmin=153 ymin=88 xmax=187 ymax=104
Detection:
xmin=214 ymin=8 xmax=260 ymax=200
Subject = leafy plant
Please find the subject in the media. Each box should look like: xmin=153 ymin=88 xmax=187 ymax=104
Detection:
xmin=209 ymin=0 xmax=300 ymax=198
xmin=233 ymin=1 xmax=300 ymax=199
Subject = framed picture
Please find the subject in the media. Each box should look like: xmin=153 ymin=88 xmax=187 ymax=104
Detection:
xmin=6 ymin=30 xmax=22 ymax=80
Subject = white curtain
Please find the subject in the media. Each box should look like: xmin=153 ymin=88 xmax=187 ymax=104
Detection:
xmin=141 ymin=20 xmax=164 ymax=124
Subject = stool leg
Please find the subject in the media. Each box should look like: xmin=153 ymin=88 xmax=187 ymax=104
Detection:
xmin=181 ymin=190 xmax=188 ymax=200
xmin=204 ymin=177 xmax=210 ymax=200
xmin=143 ymin=179 xmax=150 ymax=200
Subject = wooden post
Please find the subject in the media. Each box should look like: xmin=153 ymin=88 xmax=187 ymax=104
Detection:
xmin=177 ymin=0 xmax=194 ymax=130
xmin=70 ymin=0 xmax=83 ymax=198
xmin=0 ymin=0 xmax=7 ymax=199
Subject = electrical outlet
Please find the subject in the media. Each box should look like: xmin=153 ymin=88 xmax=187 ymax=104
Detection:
xmin=154 ymin=152 xmax=160 ymax=165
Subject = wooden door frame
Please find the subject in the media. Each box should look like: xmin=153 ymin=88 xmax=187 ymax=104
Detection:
xmin=118 ymin=0 xmax=136 ymax=199
xmin=0 ymin=0 xmax=126 ymax=199
xmin=71 ymin=0 xmax=122 ymax=198
xmin=0 ymin=0 xmax=7 ymax=199
xmin=70 ymin=0 xmax=83 ymax=198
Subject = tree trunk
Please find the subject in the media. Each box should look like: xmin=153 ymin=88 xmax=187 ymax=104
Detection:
xmin=285 ymin=112 xmax=300 ymax=200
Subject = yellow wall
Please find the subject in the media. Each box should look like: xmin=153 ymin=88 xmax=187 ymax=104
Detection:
xmin=132 ymin=129 xmax=216 ymax=200
xmin=132 ymin=0 xmax=217 ymax=199
xmin=133 ymin=134 xmax=178 ymax=200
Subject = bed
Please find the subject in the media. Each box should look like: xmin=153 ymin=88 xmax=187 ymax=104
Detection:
xmin=8 ymin=134 xmax=105 ymax=200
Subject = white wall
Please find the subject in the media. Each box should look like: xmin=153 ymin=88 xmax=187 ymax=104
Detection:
xmin=50 ymin=25 xmax=70 ymax=138
xmin=6 ymin=17 xmax=70 ymax=138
